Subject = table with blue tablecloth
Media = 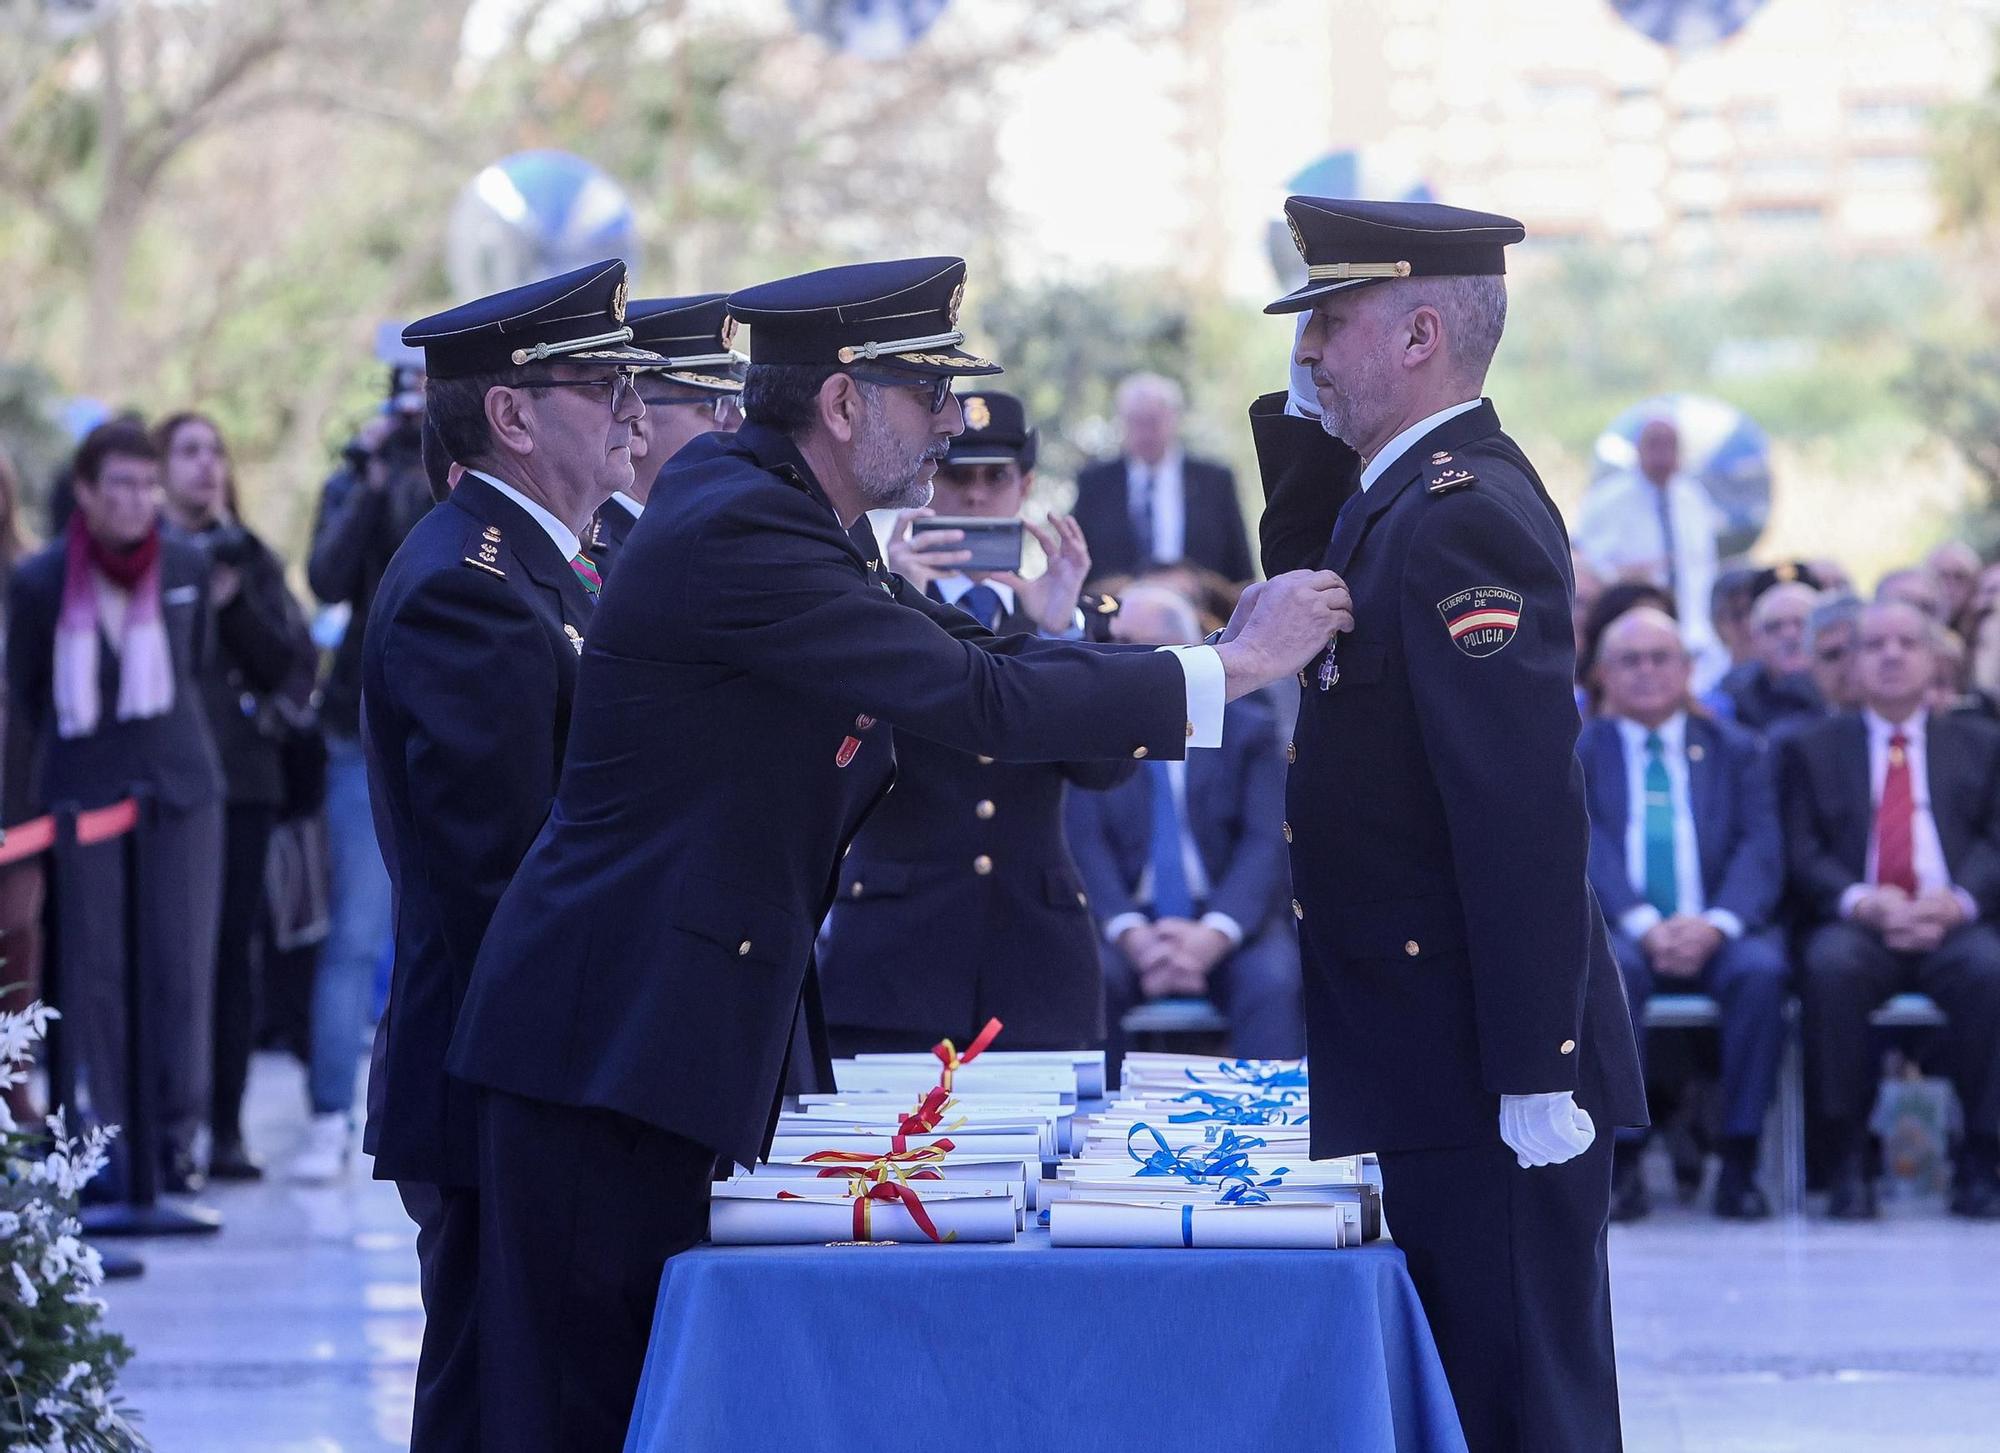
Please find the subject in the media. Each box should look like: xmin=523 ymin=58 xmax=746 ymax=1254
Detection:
xmin=623 ymin=1229 xmax=1468 ymax=1453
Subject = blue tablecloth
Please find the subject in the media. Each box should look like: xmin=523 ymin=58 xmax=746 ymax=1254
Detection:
xmin=624 ymin=1230 xmax=1467 ymax=1453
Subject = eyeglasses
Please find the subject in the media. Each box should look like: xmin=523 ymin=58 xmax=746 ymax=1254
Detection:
xmin=521 ymin=370 xmax=639 ymax=408
xmin=851 ymin=369 xmax=956 ymax=415
xmin=638 ymin=390 xmax=743 ymax=425
xmin=1815 ymin=642 xmax=1853 ymax=664
xmin=1605 ymin=649 xmax=1684 ymax=671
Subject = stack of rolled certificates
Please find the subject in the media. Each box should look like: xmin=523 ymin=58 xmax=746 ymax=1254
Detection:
xmin=1047 ymin=1053 xmax=1382 ymax=1249
xmin=709 ymin=1025 xmax=1096 ymax=1245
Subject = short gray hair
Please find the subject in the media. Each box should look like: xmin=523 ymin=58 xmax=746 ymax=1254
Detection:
xmin=1384 ymin=274 xmax=1508 ymax=384
xmin=1805 ymin=593 xmax=1862 ymax=653
xmin=1114 ymin=372 xmax=1184 ymax=416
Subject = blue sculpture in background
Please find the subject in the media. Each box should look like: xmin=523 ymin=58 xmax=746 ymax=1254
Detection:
xmin=445 ymin=150 xmax=640 ymax=299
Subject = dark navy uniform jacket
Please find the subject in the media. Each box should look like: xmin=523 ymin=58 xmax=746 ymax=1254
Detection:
xmin=448 ymin=422 xmax=1193 ymax=1169
xmin=1254 ymin=394 xmax=1647 ymax=1159
xmin=819 ymin=591 xmax=1131 ymax=1048
xmin=362 ymin=474 xmax=593 ymax=1186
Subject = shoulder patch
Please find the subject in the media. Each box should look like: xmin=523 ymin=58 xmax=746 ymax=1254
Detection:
xmin=1436 ymin=585 xmax=1521 ymax=657
xmin=1426 ymin=451 xmax=1478 ymax=496
xmin=463 ymin=523 xmax=506 ymax=578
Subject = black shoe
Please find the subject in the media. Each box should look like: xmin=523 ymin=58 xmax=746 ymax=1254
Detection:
xmin=1825 ymin=1168 xmax=1877 ymax=1220
xmin=207 ymin=1137 xmax=264 ymax=1183
xmin=1712 ymin=1165 xmax=1772 ymax=1221
xmin=163 ymin=1149 xmax=207 ymax=1197
xmin=1610 ymin=1151 xmax=1651 ymax=1223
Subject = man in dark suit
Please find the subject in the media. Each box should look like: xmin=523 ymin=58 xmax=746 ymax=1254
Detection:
xmin=1256 ymin=197 xmax=1647 ymax=1453
xmin=1068 ymin=584 xmax=1299 ymax=1061
xmin=820 ymin=391 xmax=1132 ymax=1053
xmin=5 ymin=420 xmax=225 ymax=1193
xmin=587 ymin=293 xmax=745 ymax=582
xmin=1580 ymin=607 xmax=1788 ymax=1221
xmin=445 ymin=256 xmax=1349 ymax=1451
xmin=1778 ymin=598 xmax=2000 ymax=1220
xmin=1072 ymin=372 xmax=1253 ymax=583
xmin=362 ymin=259 xmax=661 ymax=1452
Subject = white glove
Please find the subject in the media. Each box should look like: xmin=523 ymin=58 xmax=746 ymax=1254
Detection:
xmin=1499 ymin=1091 xmax=1596 ymax=1170
xmin=1283 ymin=311 xmax=1322 ymax=420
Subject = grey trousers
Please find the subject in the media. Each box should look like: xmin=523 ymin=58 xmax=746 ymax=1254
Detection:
xmin=66 ymin=798 xmax=224 ymax=1157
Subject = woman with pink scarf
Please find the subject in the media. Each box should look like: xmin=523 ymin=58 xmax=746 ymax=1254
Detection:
xmin=4 ymin=420 xmax=225 ymax=1197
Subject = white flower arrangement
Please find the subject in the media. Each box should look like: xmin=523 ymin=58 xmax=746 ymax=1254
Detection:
xmin=0 ymin=1000 xmax=147 ymax=1450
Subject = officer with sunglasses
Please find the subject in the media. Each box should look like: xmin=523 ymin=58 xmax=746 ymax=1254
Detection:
xmin=588 ymin=293 xmax=748 ymax=582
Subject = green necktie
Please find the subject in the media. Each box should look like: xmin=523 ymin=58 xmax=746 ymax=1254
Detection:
xmin=1643 ymin=732 xmax=1678 ymax=918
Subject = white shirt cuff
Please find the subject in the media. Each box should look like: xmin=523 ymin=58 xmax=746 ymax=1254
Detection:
xmin=1200 ymin=911 xmax=1245 ymax=948
xmin=1619 ymin=905 xmax=1663 ymax=940
xmin=1839 ymin=884 xmax=1870 ymax=919
xmin=1702 ymin=908 xmax=1744 ymax=941
xmin=1104 ymin=912 xmax=1150 ymax=948
xmin=1157 ymin=644 xmax=1225 ymax=749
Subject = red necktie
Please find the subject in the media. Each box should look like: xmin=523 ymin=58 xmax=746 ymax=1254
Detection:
xmin=1876 ymin=730 xmax=1918 ymax=894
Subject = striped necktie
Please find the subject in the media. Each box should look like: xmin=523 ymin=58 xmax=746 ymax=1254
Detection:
xmin=569 ymin=552 xmax=602 ymax=601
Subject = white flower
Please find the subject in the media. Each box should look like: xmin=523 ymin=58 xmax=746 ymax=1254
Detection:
xmin=57 ymin=1360 xmax=90 ymax=1391
xmin=14 ymin=1260 xmax=41 ymax=1306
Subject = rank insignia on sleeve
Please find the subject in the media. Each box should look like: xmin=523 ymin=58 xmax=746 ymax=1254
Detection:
xmin=1436 ymin=585 xmax=1522 ymax=657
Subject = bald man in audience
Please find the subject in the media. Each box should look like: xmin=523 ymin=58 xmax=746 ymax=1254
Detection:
xmin=1877 ymin=566 xmax=1947 ymax=625
xmin=1779 ymin=600 xmax=2000 ymax=1219
xmin=1579 ymin=609 xmax=1787 ymax=1220
xmin=1712 ymin=581 xmax=1822 ymax=735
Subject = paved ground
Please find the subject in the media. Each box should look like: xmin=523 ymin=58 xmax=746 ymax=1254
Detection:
xmin=99 ymin=1052 xmax=1999 ymax=1452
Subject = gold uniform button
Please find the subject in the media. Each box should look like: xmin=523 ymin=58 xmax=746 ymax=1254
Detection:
xmin=1281 ymin=821 xmax=1293 ymax=843
xmin=1559 ymin=1039 xmax=1576 ymax=1055
xmin=850 ymin=882 xmax=864 ymax=898
xmin=1291 ymin=899 xmax=1304 ymax=921
xmin=976 ymin=754 xmax=994 ymax=766
xmin=973 ymin=855 xmax=994 ymax=876
xmin=1185 ymin=721 xmax=1195 ymax=739
xmin=1404 ymin=940 xmax=1420 ymax=957
xmin=1131 ymin=746 xmax=1149 ymax=760
xmin=1286 ymin=742 xmax=1297 ymax=763
xmin=975 ymin=799 xmax=996 ymax=820
xmin=737 ymin=940 xmax=753 ymax=957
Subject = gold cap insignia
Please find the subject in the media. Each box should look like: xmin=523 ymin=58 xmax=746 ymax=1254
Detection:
xmin=1287 ymin=212 xmax=1309 ymax=263
xmin=1097 ymin=594 xmax=1119 ymax=614
xmin=1776 ymin=562 xmax=1798 ymax=582
xmin=965 ymin=396 xmax=991 ymax=430
xmin=720 ymin=313 xmax=739 ymax=348
xmin=945 ymin=281 xmax=965 ymax=328
xmin=611 ymin=278 xmax=628 ymax=324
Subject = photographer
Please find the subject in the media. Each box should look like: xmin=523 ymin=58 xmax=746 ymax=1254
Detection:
xmin=157 ymin=411 xmax=314 ymax=1183
xmin=294 ymin=352 xmax=434 ymax=1181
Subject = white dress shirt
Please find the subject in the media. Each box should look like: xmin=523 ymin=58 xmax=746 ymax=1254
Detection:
xmin=609 ymin=490 xmax=644 ymax=520
xmin=1839 ymin=709 xmax=1975 ymax=920
xmin=466 ymin=469 xmax=581 ymax=561
xmin=1358 ymin=400 xmax=1484 ymax=491
xmin=1100 ymin=757 xmax=1246 ymax=950
xmin=1127 ymin=447 xmax=1187 ymax=563
xmin=1610 ymin=713 xmax=1742 ymax=941
xmin=1573 ymin=469 xmax=1724 ymax=686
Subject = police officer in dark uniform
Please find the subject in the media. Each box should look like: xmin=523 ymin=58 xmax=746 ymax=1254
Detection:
xmin=587 ymin=292 xmax=746 ymax=581
xmin=446 ymin=256 xmax=1350 ymax=1451
xmin=1254 ymin=198 xmax=1648 ymax=1453
xmin=820 ymin=390 xmax=1132 ymax=1054
xmin=363 ymin=258 xmax=660 ymax=1453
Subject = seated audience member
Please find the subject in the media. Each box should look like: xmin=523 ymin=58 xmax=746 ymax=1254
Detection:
xmin=1926 ymin=541 xmax=1982 ymax=636
xmin=1876 ymin=565 xmax=1947 ymax=624
xmin=1774 ymin=594 xmax=1865 ymax=743
xmin=1779 ymin=600 xmax=2000 ymax=1219
xmin=1572 ymin=553 xmax=1606 ymax=659
xmin=1067 ymin=585 xmax=1298 ymax=1061
xmin=1711 ymin=580 xmax=1821 ymax=734
xmin=1581 ymin=609 xmax=1787 ymax=1220
xmin=4 ymin=421 xmax=225 ymax=1193
xmin=1578 ymin=579 xmax=1677 ymax=713
xmin=1709 ymin=565 xmax=1761 ymax=675
xmin=820 ymin=391 xmax=1127 ymax=1054
xmin=1071 ymin=372 xmax=1253 ymax=584
xmin=1961 ymin=605 xmax=2000 ymax=722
